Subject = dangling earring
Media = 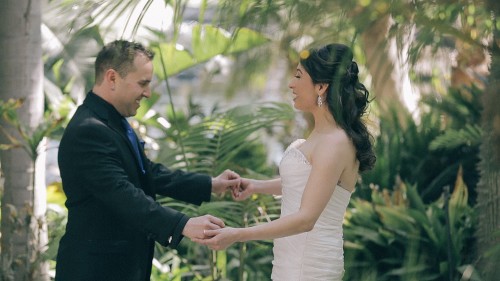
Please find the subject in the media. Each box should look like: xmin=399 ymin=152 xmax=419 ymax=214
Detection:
xmin=317 ymin=95 xmax=323 ymax=107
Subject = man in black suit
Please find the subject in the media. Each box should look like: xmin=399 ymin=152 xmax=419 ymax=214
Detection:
xmin=55 ymin=40 xmax=240 ymax=281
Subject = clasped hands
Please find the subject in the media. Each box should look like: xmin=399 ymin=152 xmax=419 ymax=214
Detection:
xmin=182 ymin=169 xmax=250 ymax=250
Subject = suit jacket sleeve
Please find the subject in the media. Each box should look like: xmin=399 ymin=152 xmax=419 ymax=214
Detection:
xmin=145 ymin=158 xmax=213 ymax=246
xmin=148 ymin=161 xmax=212 ymax=205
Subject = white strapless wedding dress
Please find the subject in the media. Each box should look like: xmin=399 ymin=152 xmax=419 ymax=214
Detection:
xmin=271 ymin=139 xmax=352 ymax=281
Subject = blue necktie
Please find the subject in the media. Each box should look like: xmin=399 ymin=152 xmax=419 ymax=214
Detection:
xmin=121 ymin=118 xmax=145 ymax=174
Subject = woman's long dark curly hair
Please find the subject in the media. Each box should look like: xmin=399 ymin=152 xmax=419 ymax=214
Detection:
xmin=300 ymin=43 xmax=376 ymax=172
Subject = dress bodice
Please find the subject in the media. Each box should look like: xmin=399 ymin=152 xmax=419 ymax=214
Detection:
xmin=271 ymin=139 xmax=351 ymax=281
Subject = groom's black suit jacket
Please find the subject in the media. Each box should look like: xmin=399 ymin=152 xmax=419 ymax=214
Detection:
xmin=55 ymin=92 xmax=212 ymax=281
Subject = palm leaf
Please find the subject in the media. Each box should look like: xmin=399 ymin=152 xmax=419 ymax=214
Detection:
xmin=151 ymin=25 xmax=269 ymax=79
xmin=429 ymin=124 xmax=482 ymax=151
xmin=156 ymin=102 xmax=294 ymax=175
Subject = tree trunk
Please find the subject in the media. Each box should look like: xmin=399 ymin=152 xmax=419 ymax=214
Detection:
xmin=0 ymin=1 xmax=49 ymax=281
xmin=360 ymin=15 xmax=413 ymax=124
xmin=475 ymin=2 xmax=500 ymax=280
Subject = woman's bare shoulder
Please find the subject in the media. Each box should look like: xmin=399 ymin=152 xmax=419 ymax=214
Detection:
xmin=317 ymin=129 xmax=351 ymax=149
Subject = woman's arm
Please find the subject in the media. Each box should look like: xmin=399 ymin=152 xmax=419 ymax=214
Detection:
xmin=199 ymin=135 xmax=353 ymax=250
xmin=232 ymin=178 xmax=282 ymax=200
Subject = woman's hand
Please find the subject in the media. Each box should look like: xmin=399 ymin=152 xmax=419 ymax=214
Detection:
xmin=191 ymin=227 xmax=240 ymax=251
xmin=231 ymin=178 xmax=254 ymax=201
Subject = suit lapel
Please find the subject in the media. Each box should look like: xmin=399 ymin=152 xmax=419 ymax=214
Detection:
xmin=83 ymin=92 xmax=147 ymax=175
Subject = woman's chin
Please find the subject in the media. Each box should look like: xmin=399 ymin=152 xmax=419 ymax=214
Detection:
xmin=292 ymin=101 xmax=301 ymax=110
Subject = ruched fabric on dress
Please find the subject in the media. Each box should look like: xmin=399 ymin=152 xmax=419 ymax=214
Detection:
xmin=271 ymin=139 xmax=351 ymax=281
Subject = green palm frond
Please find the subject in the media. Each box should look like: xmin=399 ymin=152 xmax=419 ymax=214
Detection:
xmin=421 ymin=85 xmax=482 ymax=127
xmin=429 ymin=124 xmax=482 ymax=151
xmin=157 ymin=102 xmax=294 ymax=175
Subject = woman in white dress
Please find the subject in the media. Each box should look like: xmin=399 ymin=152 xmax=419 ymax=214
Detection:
xmin=196 ymin=43 xmax=376 ymax=280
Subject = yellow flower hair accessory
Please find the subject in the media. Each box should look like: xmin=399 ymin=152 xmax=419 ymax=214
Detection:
xmin=299 ymin=50 xmax=310 ymax=59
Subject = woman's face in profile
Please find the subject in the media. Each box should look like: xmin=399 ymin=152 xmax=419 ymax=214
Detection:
xmin=288 ymin=63 xmax=316 ymax=112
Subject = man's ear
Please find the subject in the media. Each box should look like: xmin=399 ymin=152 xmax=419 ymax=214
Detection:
xmin=105 ymin=69 xmax=116 ymax=82
xmin=104 ymin=69 xmax=117 ymax=89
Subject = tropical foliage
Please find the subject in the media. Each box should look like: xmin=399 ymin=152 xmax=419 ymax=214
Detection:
xmin=344 ymin=170 xmax=477 ymax=281
xmin=361 ymin=85 xmax=482 ymax=204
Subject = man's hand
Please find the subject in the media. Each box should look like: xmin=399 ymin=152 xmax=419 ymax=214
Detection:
xmin=182 ymin=215 xmax=225 ymax=240
xmin=211 ymin=169 xmax=241 ymax=194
